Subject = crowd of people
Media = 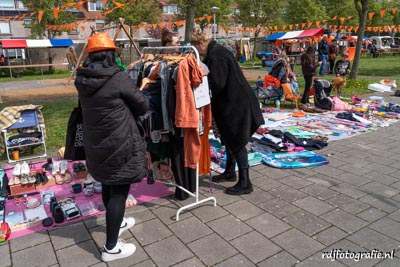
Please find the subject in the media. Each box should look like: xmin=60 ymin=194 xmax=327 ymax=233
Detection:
xmin=72 ymin=27 xmax=264 ymax=262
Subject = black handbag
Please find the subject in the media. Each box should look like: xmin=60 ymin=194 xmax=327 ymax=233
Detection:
xmin=64 ymin=102 xmax=85 ymax=160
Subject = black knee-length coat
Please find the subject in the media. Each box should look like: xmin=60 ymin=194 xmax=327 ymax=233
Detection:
xmin=203 ymin=41 xmax=264 ymax=153
xmin=75 ymin=64 xmax=149 ymax=185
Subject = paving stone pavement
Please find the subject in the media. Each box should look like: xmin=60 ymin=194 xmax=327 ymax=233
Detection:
xmin=2 ymin=87 xmax=400 ymax=266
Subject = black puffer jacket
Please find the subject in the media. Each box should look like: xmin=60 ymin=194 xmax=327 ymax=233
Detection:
xmin=75 ymin=63 xmax=149 ymax=185
xmin=203 ymin=41 xmax=264 ymax=153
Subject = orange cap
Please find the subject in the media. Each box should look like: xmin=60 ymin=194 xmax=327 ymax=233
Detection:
xmin=86 ymin=33 xmax=119 ymax=53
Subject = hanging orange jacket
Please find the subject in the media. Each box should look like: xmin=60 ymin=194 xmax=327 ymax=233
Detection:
xmin=175 ymin=55 xmax=212 ymax=169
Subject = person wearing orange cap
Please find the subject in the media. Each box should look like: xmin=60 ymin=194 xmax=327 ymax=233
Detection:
xmin=74 ymin=32 xmax=149 ymax=262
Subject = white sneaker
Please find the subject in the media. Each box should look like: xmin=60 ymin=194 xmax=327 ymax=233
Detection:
xmin=119 ymin=217 xmax=135 ymax=236
xmin=101 ymin=239 xmax=136 ymax=262
xmin=52 ymin=161 xmax=60 ymax=175
xmin=20 ymin=161 xmax=30 ymax=175
xmin=12 ymin=163 xmax=21 ymax=176
xmin=60 ymin=160 xmax=68 ymax=175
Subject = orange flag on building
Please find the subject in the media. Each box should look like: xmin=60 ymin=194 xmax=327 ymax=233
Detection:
xmin=380 ymin=9 xmax=386 ymax=18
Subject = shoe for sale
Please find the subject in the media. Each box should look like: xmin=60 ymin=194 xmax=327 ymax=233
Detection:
xmin=20 ymin=174 xmax=29 ymax=185
xmin=27 ymin=174 xmax=36 ymax=184
xmin=52 ymin=161 xmax=60 ymax=176
xmin=60 ymin=160 xmax=68 ymax=175
xmin=20 ymin=161 xmax=30 ymax=175
xmin=101 ymin=239 xmax=136 ymax=262
xmin=12 ymin=163 xmax=22 ymax=176
xmin=119 ymin=217 xmax=135 ymax=237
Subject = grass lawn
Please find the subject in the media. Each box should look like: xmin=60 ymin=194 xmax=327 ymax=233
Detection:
xmin=0 ymin=54 xmax=398 ymax=156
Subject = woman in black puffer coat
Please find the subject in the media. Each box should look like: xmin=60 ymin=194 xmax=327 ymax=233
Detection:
xmin=74 ymin=33 xmax=149 ymax=262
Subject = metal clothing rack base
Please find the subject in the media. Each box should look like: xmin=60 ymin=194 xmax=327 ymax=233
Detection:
xmin=141 ymin=45 xmax=217 ymax=221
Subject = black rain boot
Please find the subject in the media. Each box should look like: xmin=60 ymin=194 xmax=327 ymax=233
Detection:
xmin=0 ymin=173 xmax=10 ymax=197
xmin=213 ymin=153 xmax=237 ymax=182
xmin=225 ymin=167 xmax=253 ymax=195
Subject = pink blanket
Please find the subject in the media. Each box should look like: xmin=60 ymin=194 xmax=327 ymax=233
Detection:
xmin=4 ymin=160 xmax=173 ymax=240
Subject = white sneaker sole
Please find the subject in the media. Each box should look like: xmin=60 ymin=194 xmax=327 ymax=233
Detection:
xmin=101 ymin=244 xmax=136 ymax=262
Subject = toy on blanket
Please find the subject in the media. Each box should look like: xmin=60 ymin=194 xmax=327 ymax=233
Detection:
xmin=379 ymin=79 xmax=397 ymax=88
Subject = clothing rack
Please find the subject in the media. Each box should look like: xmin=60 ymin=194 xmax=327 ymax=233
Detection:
xmin=140 ymin=45 xmax=216 ymax=221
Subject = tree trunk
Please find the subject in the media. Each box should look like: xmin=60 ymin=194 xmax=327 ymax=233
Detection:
xmin=48 ymin=29 xmax=54 ymax=72
xmin=351 ymin=0 xmax=369 ymax=80
xmin=184 ymin=4 xmax=196 ymax=44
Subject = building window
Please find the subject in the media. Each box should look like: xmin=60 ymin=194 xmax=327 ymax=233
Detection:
xmin=0 ymin=22 xmax=11 ymax=34
xmin=162 ymin=5 xmax=179 ymax=14
xmin=0 ymin=0 xmax=15 ymax=9
xmin=96 ymin=20 xmax=105 ymax=31
xmin=23 ymin=19 xmax=32 ymax=28
xmin=88 ymin=1 xmax=104 ymax=11
xmin=16 ymin=0 xmax=27 ymax=9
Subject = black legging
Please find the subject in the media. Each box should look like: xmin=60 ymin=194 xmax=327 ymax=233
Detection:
xmin=225 ymin=146 xmax=249 ymax=169
xmin=301 ymin=75 xmax=313 ymax=104
xmin=102 ymin=183 xmax=131 ymax=250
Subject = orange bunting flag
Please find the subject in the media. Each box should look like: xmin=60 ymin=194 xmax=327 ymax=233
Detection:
xmin=392 ymin=8 xmax=397 ymax=15
xmin=308 ymin=22 xmax=313 ymax=28
xmin=332 ymin=16 xmax=337 ymax=20
xmin=54 ymin=8 xmax=59 ymax=20
xmin=368 ymin=12 xmax=375 ymax=20
xmin=130 ymin=25 xmax=135 ymax=32
xmin=282 ymin=25 xmax=286 ymax=31
xmin=80 ymin=25 xmax=85 ymax=31
xmin=75 ymin=1 xmax=85 ymax=9
xmin=113 ymin=1 xmax=124 ymax=8
xmin=354 ymin=26 xmax=359 ymax=33
xmin=339 ymin=17 xmax=345 ymax=25
xmin=103 ymin=9 xmax=114 ymax=15
xmin=61 ymin=3 xmax=75 ymax=9
xmin=367 ymin=27 xmax=371 ymax=31
xmin=38 ymin=10 xmax=44 ymax=23
xmin=315 ymin=21 xmax=320 ymax=27
xmin=379 ymin=9 xmax=386 ymax=18
xmin=103 ymin=0 xmax=108 ymax=7
xmin=295 ymin=23 xmax=299 ymax=29
xmin=301 ymin=23 xmax=306 ymax=29
xmin=289 ymin=24 xmax=293 ymax=30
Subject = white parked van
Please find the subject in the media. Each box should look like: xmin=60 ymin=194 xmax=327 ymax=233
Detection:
xmin=369 ymin=36 xmax=394 ymax=50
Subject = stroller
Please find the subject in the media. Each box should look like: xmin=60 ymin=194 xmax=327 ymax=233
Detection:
xmin=252 ymin=58 xmax=286 ymax=106
xmin=313 ymin=78 xmax=333 ymax=110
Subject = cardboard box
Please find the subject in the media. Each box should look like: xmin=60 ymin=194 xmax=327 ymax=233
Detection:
xmin=10 ymin=183 xmax=36 ymax=196
xmin=73 ymin=170 xmax=88 ymax=180
xmin=35 ymin=176 xmax=56 ymax=189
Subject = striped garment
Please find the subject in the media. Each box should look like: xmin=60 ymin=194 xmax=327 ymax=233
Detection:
xmin=0 ymin=105 xmax=45 ymax=154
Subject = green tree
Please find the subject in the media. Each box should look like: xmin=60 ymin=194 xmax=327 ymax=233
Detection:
xmin=174 ymin=0 xmax=233 ymax=43
xmin=234 ymin=0 xmax=283 ymax=57
xmin=22 ymin=0 xmax=78 ymax=39
xmin=351 ymin=0 xmax=369 ymax=79
xmin=22 ymin=0 xmax=79 ymax=69
xmin=104 ymin=0 xmax=162 ymax=34
xmin=285 ymin=0 xmax=327 ymax=26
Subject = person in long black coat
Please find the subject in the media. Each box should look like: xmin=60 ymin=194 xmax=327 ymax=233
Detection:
xmin=190 ymin=29 xmax=264 ymax=195
xmin=74 ymin=33 xmax=149 ymax=262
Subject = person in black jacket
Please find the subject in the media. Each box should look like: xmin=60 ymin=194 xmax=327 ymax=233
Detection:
xmin=75 ymin=33 xmax=149 ymax=262
xmin=318 ymin=34 xmax=329 ymax=75
xmin=190 ymin=28 xmax=264 ymax=195
xmin=301 ymin=46 xmax=322 ymax=106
